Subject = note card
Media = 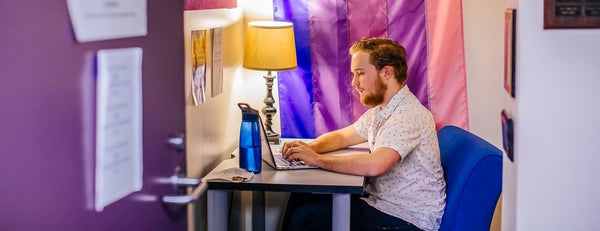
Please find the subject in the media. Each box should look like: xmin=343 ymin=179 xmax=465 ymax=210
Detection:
xmin=67 ymin=0 xmax=147 ymax=42
xmin=95 ymin=47 xmax=143 ymax=212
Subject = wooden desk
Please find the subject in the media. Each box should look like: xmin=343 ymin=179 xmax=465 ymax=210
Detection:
xmin=205 ymin=143 xmax=367 ymax=231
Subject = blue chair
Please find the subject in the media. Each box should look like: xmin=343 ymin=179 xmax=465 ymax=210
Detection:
xmin=438 ymin=125 xmax=502 ymax=231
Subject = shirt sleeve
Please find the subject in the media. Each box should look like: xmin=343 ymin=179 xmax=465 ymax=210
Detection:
xmin=373 ymin=110 xmax=420 ymax=159
xmin=353 ymin=109 xmax=373 ymax=140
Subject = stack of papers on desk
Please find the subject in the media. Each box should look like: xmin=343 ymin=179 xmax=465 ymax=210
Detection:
xmin=204 ymin=167 xmax=254 ymax=183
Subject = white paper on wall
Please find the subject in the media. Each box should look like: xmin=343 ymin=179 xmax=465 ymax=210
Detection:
xmin=95 ymin=47 xmax=143 ymax=212
xmin=67 ymin=0 xmax=147 ymax=42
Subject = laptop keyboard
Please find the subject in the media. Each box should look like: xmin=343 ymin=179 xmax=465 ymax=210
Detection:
xmin=273 ymin=152 xmax=308 ymax=167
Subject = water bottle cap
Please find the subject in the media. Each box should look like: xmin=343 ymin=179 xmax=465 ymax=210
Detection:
xmin=238 ymin=103 xmax=258 ymax=116
xmin=242 ymin=113 xmax=259 ymax=121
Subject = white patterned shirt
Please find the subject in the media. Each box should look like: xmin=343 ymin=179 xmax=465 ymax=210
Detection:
xmin=354 ymin=86 xmax=446 ymax=231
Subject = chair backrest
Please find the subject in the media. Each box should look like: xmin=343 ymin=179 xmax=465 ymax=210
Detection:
xmin=438 ymin=125 xmax=502 ymax=231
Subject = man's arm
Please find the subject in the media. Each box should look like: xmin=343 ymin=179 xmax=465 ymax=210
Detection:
xmin=283 ymin=125 xmax=401 ymax=176
xmin=312 ymin=147 xmax=400 ymax=176
xmin=281 ymin=125 xmax=364 ymax=156
xmin=308 ymin=125 xmax=366 ymax=153
xmin=286 ymin=144 xmax=400 ymax=176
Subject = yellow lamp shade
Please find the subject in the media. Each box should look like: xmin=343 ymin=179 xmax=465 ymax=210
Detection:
xmin=243 ymin=21 xmax=297 ymax=71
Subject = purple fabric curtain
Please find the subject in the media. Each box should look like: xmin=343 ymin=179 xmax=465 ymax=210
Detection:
xmin=308 ymin=0 xmax=353 ymax=136
xmin=273 ymin=0 xmax=316 ymax=138
xmin=274 ymin=0 xmax=440 ymax=138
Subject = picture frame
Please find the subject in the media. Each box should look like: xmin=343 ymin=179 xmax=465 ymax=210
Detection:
xmin=501 ymin=110 xmax=514 ymax=162
xmin=504 ymin=9 xmax=516 ymax=98
xmin=544 ymin=0 xmax=600 ymax=29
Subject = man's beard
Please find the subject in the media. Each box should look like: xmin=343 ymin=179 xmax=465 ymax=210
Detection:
xmin=360 ymin=77 xmax=387 ymax=107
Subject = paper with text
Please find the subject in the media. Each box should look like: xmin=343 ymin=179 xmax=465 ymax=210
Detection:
xmin=95 ymin=47 xmax=143 ymax=212
xmin=67 ymin=0 xmax=147 ymax=42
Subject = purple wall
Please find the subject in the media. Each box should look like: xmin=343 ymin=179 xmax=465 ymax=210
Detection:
xmin=0 ymin=0 xmax=187 ymax=230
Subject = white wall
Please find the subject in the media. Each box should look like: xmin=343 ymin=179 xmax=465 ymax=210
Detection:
xmin=184 ymin=7 xmax=243 ymax=182
xmin=183 ymin=1 xmax=277 ymax=182
xmin=463 ymin=0 xmax=505 ymax=147
xmin=182 ymin=7 xmax=250 ymax=231
xmin=183 ymin=1 xmax=282 ymax=230
xmin=503 ymin=1 xmax=600 ymax=230
xmin=462 ymin=1 xmax=506 ymax=230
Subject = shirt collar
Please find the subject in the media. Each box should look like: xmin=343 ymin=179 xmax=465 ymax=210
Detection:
xmin=375 ymin=85 xmax=409 ymax=121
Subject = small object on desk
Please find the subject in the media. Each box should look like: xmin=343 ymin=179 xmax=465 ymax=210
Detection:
xmin=204 ymin=167 xmax=254 ymax=183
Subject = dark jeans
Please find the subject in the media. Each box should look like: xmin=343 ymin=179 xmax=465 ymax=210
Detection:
xmin=282 ymin=193 xmax=423 ymax=231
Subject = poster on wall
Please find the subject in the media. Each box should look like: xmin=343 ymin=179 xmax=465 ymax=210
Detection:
xmin=504 ymin=9 xmax=516 ymax=98
xmin=191 ymin=30 xmax=207 ymax=105
xmin=211 ymin=28 xmax=224 ymax=97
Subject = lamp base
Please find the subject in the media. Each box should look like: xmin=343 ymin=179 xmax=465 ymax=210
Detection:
xmin=262 ymin=71 xmax=280 ymax=145
xmin=266 ymin=131 xmax=280 ymax=145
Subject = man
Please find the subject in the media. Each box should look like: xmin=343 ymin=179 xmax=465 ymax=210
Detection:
xmin=281 ymin=37 xmax=446 ymax=231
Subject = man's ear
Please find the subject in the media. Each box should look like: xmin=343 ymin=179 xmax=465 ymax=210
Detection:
xmin=382 ymin=66 xmax=393 ymax=79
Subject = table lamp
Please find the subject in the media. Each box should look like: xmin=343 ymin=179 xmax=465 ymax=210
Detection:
xmin=243 ymin=21 xmax=297 ymax=144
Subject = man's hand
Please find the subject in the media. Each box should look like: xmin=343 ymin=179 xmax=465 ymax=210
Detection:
xmin=282 ymin=140 xmax=321 ymax=166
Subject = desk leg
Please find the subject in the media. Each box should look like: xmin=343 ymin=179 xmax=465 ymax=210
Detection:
xmin=252 ymin=191 xmax=265 ymax=231
xmin=332 ymin=194 xmax=351 ymax=231
xmin=207 ymin=189 xmax=228 ymax=231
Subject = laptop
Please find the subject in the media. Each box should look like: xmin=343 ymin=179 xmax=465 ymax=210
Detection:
xmin=259 ymin=116 xmax=318 ymax=170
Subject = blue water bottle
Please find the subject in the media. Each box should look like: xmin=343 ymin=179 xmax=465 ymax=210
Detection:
xmin=237 ymin=103 xmax=262 ymax=173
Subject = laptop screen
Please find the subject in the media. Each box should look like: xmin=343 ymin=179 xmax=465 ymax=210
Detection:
xmin=258 ymin=116 xmax=278 ymax=168
xmin=257 ymin=115 xmax=317 ymax=170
